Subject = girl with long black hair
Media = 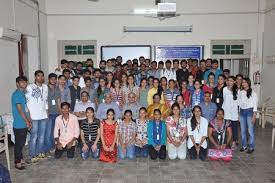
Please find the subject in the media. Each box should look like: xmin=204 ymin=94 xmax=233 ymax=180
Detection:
xmin=238 ymin=78 xmax=258 ymax=154
xmin=187 ymin=105 xmax=208 ymax=161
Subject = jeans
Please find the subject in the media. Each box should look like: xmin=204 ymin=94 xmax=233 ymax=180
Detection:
xmin=29 ymin=118 xmax=48 ymax=158
xmin=13 ymin=128 xmax=28 ymax=164
xmin=45 ymin=114 xmax=59 ymax=153
xmin=135 ymin=145 xmax=148 ymax=158
xmin=118 ymin=144 xmax=135 ymax=160
xmin=80 ymin=143 xmax=100 ymax=160
xmin=167 ymin=142 xmax=187 ymax=160
xmin=240 ymin=108 xmax=255 ymax=150
xmin=231 ymin=120 xmax=239 ymax=142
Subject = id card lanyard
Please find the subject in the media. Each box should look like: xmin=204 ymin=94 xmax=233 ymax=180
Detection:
xmin=62 ymin=116 xmax=69 ymax=133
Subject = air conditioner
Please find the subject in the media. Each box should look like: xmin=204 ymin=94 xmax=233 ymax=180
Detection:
xmin=157 ymin=2 xmax=176 ymax=16
xmin=0 ymin=27 xmax=21 ymax=42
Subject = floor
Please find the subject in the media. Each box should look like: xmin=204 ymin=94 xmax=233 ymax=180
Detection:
xmin=1 ymin=124 xmax=275 ymax=183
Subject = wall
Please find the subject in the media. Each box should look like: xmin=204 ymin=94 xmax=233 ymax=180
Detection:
xmin=46 ymin=0 xmax=265 ymax=74
xmin=262 ymin=0 xmax=275 ymax=101
xmin=0 ymin=0 xmax=46 ymax=113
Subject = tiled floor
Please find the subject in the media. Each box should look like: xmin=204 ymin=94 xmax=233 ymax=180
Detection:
xmin=1 ymin=124 xmax=275 ymax=183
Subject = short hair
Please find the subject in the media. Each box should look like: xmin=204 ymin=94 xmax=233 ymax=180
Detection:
xmin=211 ymin=59 xmax=219 ymax=64
xmin=236 ymin=74 xmax=243 ymax=79
xmin=204 ymin=91 xmax=212 ymax=96
xmin=76 ymin=62 xmax=83 ymax=66
xmin=165 ymin=60 xmax=172 ymax=64
xmin=181 ymin=59 xmax=187 ymax=64
xmin=62 ymin=69 xmax=70 ymax=74
xmin=34 ymin=70 xmax=44 ymax=76
xmin=58 ymin=75 xmax=66 ymax=79
xmin=16 ymin=76 xmax=28 ymax=83
xmin=84 ymin=77 xmax=92 ymax=83
xmin=60 ymin=59 xmax=68 ymax=65
xmin=72 ymin=76 xmax=80 ymax=80
xmin=223 ymin=69 xmax=230 ymax=73
xmin=69 ymin=60 xmax=75 ymax=64
xmin=199 ymin=59 xmax=206 ymax=63
xmin=81 ymin=91 xmax=90 ymax=98
xmin=86 ymin=58 xmax=93 ymax=62
xmin=158 ymin=61 xmax=164 ymax=65
xmin=173 ymin=59 xmax=179 ymax=64
xmin=100 ymin=60 xmax=106 ymax=64
xmin=61 ymin=102 xmax=70 ymax=108
xmin=151 ymin=61 xmax=157 ymax=65
xmin=48 ymin=73 xmax=57 ymax=79
xmin=83 ymin=69 xmax=91 ymax=75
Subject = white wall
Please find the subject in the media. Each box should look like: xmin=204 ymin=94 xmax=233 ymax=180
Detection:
xmin=0 ymin=0 xmax=47 ymax=113
xmin=46 ymin=0 xmax=264 ymax=73
xmin=262 ymin=1 xmax=275 ymax=101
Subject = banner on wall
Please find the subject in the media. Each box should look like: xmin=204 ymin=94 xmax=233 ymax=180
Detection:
xmin=155 ymin=45 xmax=204 ymax=61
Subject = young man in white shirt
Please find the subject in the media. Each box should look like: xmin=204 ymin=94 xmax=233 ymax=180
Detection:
xmin=25 ymin=70 xmax=49 ymax=163
xmin=160 ymin=60 xmax=176 ymax=81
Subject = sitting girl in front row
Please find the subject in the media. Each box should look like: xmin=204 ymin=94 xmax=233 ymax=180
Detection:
xmin=208 ymin=108 xmax=233 ymax=161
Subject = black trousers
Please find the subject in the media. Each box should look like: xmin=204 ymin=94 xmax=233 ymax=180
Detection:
xmin=148 ymin=145 xmax=166 ymax=160
xmin=55 ymin=146 xmax=75 ymax=159
xmin=13 ymin=128 xmax=28 ymax=164
xmin=189 ymin=145 xmax=207 ymax=161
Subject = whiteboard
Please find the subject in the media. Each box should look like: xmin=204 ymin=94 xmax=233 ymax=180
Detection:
xmin=101 ymin=45 xmax=151 ymax=63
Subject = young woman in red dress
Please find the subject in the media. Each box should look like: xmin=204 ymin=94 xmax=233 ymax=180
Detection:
xmin=99 ymin=109 xmax=118 ymax=163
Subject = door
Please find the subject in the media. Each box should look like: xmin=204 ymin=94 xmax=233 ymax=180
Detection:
xmin=219 ymin=59 xmax=250 ymax=77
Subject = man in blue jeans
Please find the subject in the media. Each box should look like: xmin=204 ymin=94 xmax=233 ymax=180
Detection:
xmin=25 ymin=70 xmax=48 ymax=163
xmin=46 ymin=73 xmax=61 ymax=155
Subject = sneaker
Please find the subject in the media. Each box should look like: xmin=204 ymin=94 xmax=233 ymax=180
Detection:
xmin=26 ymin=157 xmax=39 ymax=164
xmin=45 ymin=152 xmax=52 ymax=158
xmin=37 ymin=153 xmax=46 ymax=159
xmin=240 ymin=147 xmax=247 ymax=152
xmin=247 ymin=149 xmax=254 ymax=154
xmin=231 ymin=142 xmax=237 ymax=150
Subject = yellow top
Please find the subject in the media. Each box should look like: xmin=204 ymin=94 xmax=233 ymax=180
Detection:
xmin=147 ymin=87 xmax=165 ymax=106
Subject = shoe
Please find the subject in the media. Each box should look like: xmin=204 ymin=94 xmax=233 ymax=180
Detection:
xmin=231 ymin=142 xmax=237 ymax=150
xmin=45 ymin=152 xmax=52 ymax=158
xmin=247 ymin=149 xmax=254 ymax=154
xmin=37 ymin=153 xmax=46 ymax=159
xmin=240 ymin=147 xmax=247 ymax=152
xmin=30 ymin=157 xmax=40 ymax=164
xmin=15 ymin=164 xmax=26 ymax=170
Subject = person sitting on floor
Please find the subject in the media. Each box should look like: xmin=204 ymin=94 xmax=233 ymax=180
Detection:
xmin=54 ymin=102 xmax=80 ymax=159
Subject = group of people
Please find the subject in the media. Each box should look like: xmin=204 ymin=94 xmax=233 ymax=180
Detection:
xmin=11 ymin=56 xmax=258 ymax=170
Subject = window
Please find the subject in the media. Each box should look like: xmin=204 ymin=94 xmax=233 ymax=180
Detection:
xmin=64 ymin=45 xmax=95 ymax=55
xmin=212 ymin=44 xmax=244 ymax=55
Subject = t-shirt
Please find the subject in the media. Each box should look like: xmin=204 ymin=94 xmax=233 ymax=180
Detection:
xmin=48 ymin=86 xmax=61 ymax=114
xmin=25 ymin=83 xmax=48 ymax=120
xmin=11 ymin=89 xmax=28 ymax=129
xmin=80 ymin=118 xmax=100 ymax=144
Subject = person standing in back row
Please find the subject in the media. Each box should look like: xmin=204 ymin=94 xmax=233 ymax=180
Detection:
xmin=25 ymin=70 xmax=48 ymax=163
xmin=160 ymin=60 xmax=176 ymax=81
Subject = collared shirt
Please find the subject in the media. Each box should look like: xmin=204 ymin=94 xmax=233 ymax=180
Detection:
xmin=110 ymin=88 xmax=123 ymax=106
xmin=12 ymin=89 xmax=28 ymax=129
xmin=160 ymin=69 xmax=176 ymax=81
xmin=54 ymin=114 xmax=80 ymax=147
xmin=238 ymin=90 xmax=258 ymax=112
xmin=147 ymin=69 xmax=160 ymax=79
xmin=25 ymin=83 xmax=48 ymax=120
xmin=135 ymin=119 xmax=148 ymax=145
xmin=166 ymin=116 xmax=187 ymax=144
xmin=96 ymin=102 xmax=121 ymax=121
xmin=122 ymin=102 xmax=141 ymax=120
xmin=222 ymin=87 xmax=239 ymax=121
xmin=48 ymin=85 xmax=61 ymax=114
xmin=59 ymin=86 xmax=71 ymax=104
xmin=199 ymin=102 xmax=217 ymax=122
xmin=118 ymin=120 xmax=136 ymax=144
xmin=176 ymin=69 xmax=190 ymax=83
xmin=187 ymin=117 xmax=208 ymax=149
xmin=165 ymin=88 xmax=180 ymax=106
xmin=74 ymin=101 xmax=96 ymax=120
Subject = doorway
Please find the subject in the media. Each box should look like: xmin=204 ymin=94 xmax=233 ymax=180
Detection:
xmin=219 ymin=58 xmax=250 ymax=77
